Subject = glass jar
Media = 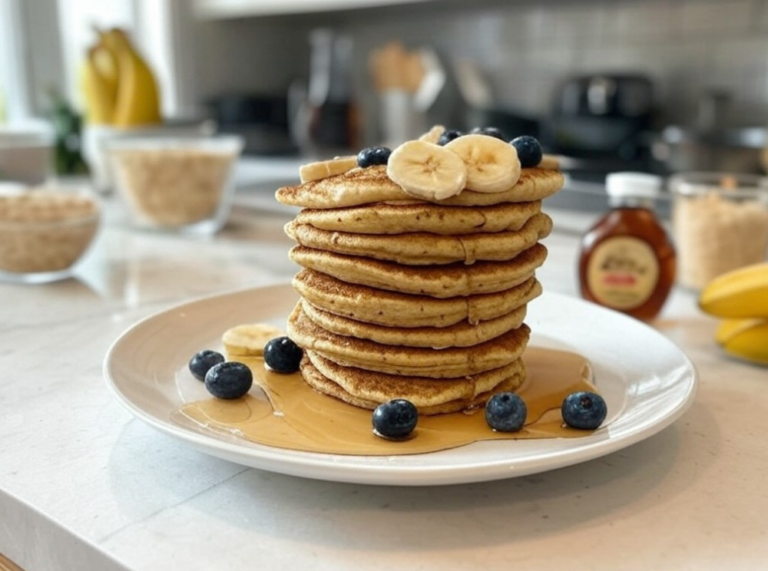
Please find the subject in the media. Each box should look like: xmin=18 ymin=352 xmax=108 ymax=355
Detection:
xmin=670 ymin=172 xmax=768 ymax=290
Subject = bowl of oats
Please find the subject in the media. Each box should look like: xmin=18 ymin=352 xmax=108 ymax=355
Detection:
xmin=0 ymin=185 xmax=101 ymax=283
xmin=107 ymin=135 xmax=244 ymax=235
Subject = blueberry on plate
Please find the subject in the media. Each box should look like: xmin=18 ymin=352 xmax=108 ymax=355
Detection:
xmin=485 ymin=392 xmax=527 ymax=432
xmin=372 ymin=399 xmax=418 ymax=440
xmin=471 ymin=126 xmax=506 ymax=141
xmin=510 ymin=135 xmax=543 ymax=168
xmin=437 ymin=129 xmax=463 ymax=146
xmin=264 ymin=336 xmax=303 ymax=373
xmin=357 ymin=146 xmax=392 ymax=168
xmin=561 ymin=391 xmax=607 ymax=430
xmin=204 ymin=361 xmax=253 ymax=399
xmin=189 ymin=349 xmax=225 ymax=382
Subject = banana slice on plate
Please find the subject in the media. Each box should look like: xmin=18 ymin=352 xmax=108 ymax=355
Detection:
xmin=445 ymin=134 xmax=521 ymax=193
xmin=418 ymin=125 xmax=446 ymax=144
xmin=386 ymin=140 xmax=468 ymax=201
xmin=222 ymin=324 xmax=285 ymax=357
xmin=299 ymin=157 xmax=358 ymax=183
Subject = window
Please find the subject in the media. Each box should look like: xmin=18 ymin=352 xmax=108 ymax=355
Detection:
xmin=0 ymin=0 xmax=31 ymax=123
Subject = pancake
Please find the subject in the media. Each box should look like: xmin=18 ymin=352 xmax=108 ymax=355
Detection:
xmin=292 ymin=201 xmax=542 ymax=235
xmin=289 ymin=243 xmax=548 ymax=298
xmin=293 ymin=269 xmax=542 ymax=327
xmin=301 ymin=353 xmax=524 ymax=415
xmin=276 ymin=166 xmax=564 ymax=209
xmin=300 ymin=298 xmax=526 ymax=348
xmin=287 ymin=302 xmax=530 ymax=377
xmin=286 ymin=212 xmax=552 ymax=265
xmin=301 ymin=351 xmax=525 ymax=414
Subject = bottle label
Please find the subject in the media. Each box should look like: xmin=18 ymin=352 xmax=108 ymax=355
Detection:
xmin=587 ymin=236 xmax=660 ymax=310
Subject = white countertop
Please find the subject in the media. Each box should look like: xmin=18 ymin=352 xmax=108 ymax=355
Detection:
xmin=1 ymin=193 xmax=767 ymax=571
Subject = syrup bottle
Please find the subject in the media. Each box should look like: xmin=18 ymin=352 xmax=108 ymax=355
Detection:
xmin=578 ymin=172 xmax=676 ymax=321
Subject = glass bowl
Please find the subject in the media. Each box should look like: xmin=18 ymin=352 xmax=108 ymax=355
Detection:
xmin=669 ymin=172 xmax=768 ymax=290
xmin=0 ymin=186 xmax=101 ymax=284
xmin=108 ymin=135 xmax=244 ymax=235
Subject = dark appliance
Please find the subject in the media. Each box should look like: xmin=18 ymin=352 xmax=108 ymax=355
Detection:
xmin=543 ymin=74 xmax=657 ymax=174
xmin=206 ymin=94 xmax=297 ymax=155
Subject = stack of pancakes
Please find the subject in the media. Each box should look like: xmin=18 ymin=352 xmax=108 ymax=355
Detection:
xmin=276 ymin=164 xmax=563 ymax=415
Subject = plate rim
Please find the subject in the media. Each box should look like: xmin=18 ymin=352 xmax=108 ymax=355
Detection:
xmin=103 ymin=283 xmax=698 ymax=486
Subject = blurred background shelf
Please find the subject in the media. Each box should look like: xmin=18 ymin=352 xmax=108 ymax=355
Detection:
xmin=194 ymin=0 xmax=436 ymax=18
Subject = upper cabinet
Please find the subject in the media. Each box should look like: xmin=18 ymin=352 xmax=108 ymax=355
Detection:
xmin=194 ymin=0 xmax=435 ymax=19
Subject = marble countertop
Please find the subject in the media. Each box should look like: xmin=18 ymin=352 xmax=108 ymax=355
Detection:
xmin=1 ymin=195 xmax=767 ymax=571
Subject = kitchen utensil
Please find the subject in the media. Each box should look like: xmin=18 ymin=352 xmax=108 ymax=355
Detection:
xmin=369 ymin=41 xmax=444 ymax=146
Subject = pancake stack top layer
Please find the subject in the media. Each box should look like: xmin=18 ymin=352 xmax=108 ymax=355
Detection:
xmin=276 ymin=129 xmax=564 ymax=414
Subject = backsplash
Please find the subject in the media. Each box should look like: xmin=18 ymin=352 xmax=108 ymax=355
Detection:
xmin=336 ymin=0 xmax=768 ymax=127
xmin=191 ymin=0 xmax=768 ymax=136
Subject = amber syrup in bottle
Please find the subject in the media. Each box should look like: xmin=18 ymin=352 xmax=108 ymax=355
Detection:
xmin=578 ymin=173 xmax=676 ymax=321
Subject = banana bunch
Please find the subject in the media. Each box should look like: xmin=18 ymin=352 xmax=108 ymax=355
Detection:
xmin=80 ymin=27 xmax=161 ymax=128
xmin=699 ymin=262 xmax=768 ymax=366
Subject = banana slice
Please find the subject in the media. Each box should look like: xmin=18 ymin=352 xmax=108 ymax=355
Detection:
xmin=418 ymin=125 xmax=446 ymax=144
xmin=386 ymin=140 xmax=468 ymax=201
xmin=444 ymin=134 xmax=521 ymax=193
xmin=222 ymin=323 xmax=285 ymax=357
xmin=539 ymin=155 xmax=561 ymax=171
xmin=299 ymin=157 xmax=358 ymax=183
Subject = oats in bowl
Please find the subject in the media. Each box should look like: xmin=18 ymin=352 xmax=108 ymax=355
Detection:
xmin=108 ymin=136 xmax=244 ymax=235
xmin=0 ymin=189 xmax=100 ymax=283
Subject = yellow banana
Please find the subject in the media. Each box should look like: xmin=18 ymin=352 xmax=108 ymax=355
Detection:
xmin=716 ymin=318 xmax=768 ymax=366
xmin=101 ymin=28 xmax=161 ymax=128
xmin=698 ymin=262 xmax=768 ymax=318
xmin=80 ymin=45 xmax=117 ymax=125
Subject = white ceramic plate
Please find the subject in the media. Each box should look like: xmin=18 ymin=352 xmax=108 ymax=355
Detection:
xmin=104 ymin=284 xmax=697 ymax=486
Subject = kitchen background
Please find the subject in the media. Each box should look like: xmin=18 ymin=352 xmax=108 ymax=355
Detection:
xmin=3 ymin=0 xmax=768 ymax=204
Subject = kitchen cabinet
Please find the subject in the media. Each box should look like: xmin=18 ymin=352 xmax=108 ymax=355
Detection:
xmin=194 ymin=0 xmax=436 ymax=18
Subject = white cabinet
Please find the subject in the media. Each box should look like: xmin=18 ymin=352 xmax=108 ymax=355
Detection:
xmin=194 ymin=0 xmax=436 ymax=18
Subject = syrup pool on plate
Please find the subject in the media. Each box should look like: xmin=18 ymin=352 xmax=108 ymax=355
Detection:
xmin=172 ymin=347 xmax=601 ymax=456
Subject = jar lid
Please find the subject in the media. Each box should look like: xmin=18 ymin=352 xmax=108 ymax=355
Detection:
xmin=606 ymin=172 xmax=662 ymax=199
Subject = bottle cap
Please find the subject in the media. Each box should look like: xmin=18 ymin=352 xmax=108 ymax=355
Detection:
xmin=605 ymin=172 xmax=662 ymax=200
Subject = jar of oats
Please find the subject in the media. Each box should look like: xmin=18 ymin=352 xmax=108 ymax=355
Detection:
xmin=670 ymin=173 xmax=768 ymax=290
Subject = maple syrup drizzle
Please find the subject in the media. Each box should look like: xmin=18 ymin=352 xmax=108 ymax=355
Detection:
xmin=174 ymin=347 xmax=598 ymax=456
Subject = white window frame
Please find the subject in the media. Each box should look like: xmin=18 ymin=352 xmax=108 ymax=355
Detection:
xmin=0 ymin=0 xmax=33 ymax=123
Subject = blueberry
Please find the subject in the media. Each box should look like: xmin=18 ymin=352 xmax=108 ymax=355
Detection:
xmin=264 ymin=336 xmax=303 ymax=373
xmin=189 ymin=350 xmax=225 ymax=382
xmin=510 ymin=135 xmax=543 ymax=168
xmin=357 ymin=146 xmax=392 ymax=168
xmin=204 ymin=361 xmax=253 ymax=399
xmin=485 ymin=392 xmax=527 ymax=432
xmin=437 ymin=129 xmax=463 ymax=146
xmin=471 ymin=126 xmax=506 ymax=141
xmin=372 ymin=399 xmax=418 ymax=440
xmin=561 ymin=391 xmax=607 ymax=430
